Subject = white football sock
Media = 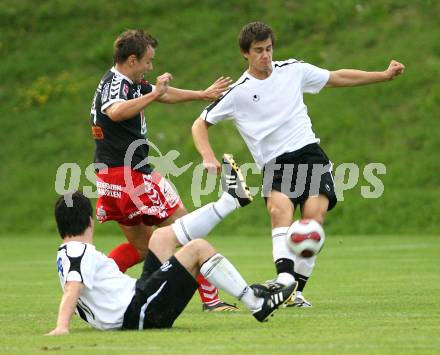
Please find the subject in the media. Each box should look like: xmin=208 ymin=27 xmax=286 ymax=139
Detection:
xmin=272 ymin=227 xmax=296 ymax=285
xmin=172 ymin=192 xmax=238 ymax=245
xmin=272 ymin=227 xmax=296 ymax=261
xmin=294 ymin=255 xmax=316 ymax=278
xmin=214 ymin=191 xmax=240 ymax=216
xmin=276 ymin=272 xmax=295 ymax=286
xmin=200 ymin=253 xmax=263 ymax=311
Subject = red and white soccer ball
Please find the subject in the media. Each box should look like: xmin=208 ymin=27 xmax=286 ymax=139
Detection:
xmin=286 ymin=219 xmax=325 ymax=258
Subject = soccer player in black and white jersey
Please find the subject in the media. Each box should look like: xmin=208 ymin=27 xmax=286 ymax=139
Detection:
xmin=90 ymin=29 xmax=235 ymax=310
xmin=192 ymin=22 xmax=405 ymax=307
xmin=47 ymin=187 xmax=295 ymax=334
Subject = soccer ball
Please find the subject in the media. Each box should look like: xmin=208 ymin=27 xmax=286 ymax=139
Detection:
xmin=286 ymin=219 xmax=325 ymax=258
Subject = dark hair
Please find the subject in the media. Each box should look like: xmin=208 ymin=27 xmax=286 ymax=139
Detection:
xmin=238 ymin=22 xmax=276 ymax=53
xmin=113 ymin=29 xmax=158 ymax=64
xmin=54 ymin=192 xmax=93 ymax=239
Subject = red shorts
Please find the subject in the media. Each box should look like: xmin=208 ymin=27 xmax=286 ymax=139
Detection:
xmin=95 ymin=167 xmax=182 ymax=226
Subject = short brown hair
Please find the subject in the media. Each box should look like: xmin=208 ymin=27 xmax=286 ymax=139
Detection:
xmin=238 ymin=22 xmax=276 ymax=53
xmin=113 ymin=29 xmax=158 ymax=64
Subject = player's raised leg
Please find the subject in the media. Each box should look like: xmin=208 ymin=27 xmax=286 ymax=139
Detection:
xmin=286 ymin=194 xmax=328 ymax=307
xmin=171 ymin=154 xmax=252 ymax=246
xmin=174 ymin=239 xmax=297 ymax=322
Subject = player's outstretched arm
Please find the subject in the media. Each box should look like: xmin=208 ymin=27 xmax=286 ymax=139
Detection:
xmin=157 ymin=76 xmax=232 ymax=103
xmin=46 ymin=281 xmax=84 ymax=336
xmin=326 ymin=60 xmax=405 ymax=88
xmin=192 ymin=118 xmax=221 ymax=174
xmin=105 ymin=73 xmax=171 ymax=122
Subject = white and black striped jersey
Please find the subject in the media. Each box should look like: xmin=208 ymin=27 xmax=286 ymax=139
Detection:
xmin=201 ymin=59 xmax=330 ymax=169
xmin=56 ymin=241 xmax=136 ymax=330
xmin=90 ymin=67 xmax=155 ymax=174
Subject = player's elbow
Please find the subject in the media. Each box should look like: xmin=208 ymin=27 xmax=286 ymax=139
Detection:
xmin=192 ymin=117 xmax=209 ymax=136
xmin=107 ymin=110 xmax=125 ymax=122
xmin=105 ymin=104 xmax=126 ymax=122
xmin=326 ymin=71 xmax=343 ymax=88
xmin=191 ymin=117 xmax=203 ymax=133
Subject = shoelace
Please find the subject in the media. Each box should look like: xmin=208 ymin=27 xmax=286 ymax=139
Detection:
xmin=263 ymin=280 xmax=284 ymax=290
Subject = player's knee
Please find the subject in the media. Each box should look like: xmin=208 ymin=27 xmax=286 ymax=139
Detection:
xmin=149 ymin=226 xmax=175 ymax=250
xmin=303 ymin=212 xmax=326 ymax=225
xmin=267 ymin=202 xmax=291 ymax=220
xmin=186 ymin=238 xmax=208 ymax=250
xmin=186 ymin=239 xmax=214 ymax=257
xmin=127 ymin=240 xmax=148 ymax=257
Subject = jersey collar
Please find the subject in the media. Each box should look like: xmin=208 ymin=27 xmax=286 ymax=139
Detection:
xmin=245 ymin=62 xmax=274 ymax=81
xmin=111 ymin=67 xmax=134 ymax=85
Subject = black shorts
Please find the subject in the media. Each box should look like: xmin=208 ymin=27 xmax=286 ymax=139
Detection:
xmin=122 ymin=256 xmax=198 ymax=329
xmin=262 ymin=143 xmax=337 ymax=211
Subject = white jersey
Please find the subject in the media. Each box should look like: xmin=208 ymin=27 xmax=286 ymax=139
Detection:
xmin=56 ymin=241 xmax=136 ymax=330
xmin=202 ymin=59 xmax=330 ymax=168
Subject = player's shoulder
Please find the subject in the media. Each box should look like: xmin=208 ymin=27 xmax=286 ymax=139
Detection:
xmin=60 ymin=241 xmax=94 ymax=258
xmin=101 ymin=68 xmax=131 ymax=86
xmin=100 ymin=69 xmax=113 ymax=82
xmin=273 ymin=58 xmax=305 ymax=70
xmin=231 ymin=72 xmax=251 ymax=87
xmin=211 ymin=73 xmax=250 ymax=103
xmin=227 ymin=72 xmax=252 ymax=93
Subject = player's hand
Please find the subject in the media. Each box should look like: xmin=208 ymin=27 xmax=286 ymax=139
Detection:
xmin=155 ymin=72 xmax=173 ymax=98
xmin=203 ymin=156 xmax=221 ymax=174
xmin=201 ymin=76 xmax=233 ymax=101
xmin=45 ymin=327 xmax=69 ymax=336
xmin=384 ymin=60 xmax=405 ymax=80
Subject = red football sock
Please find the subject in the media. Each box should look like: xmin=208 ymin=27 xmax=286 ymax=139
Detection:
xmin=197 ymin=274 xmax=221 ymax=306
xmin=108 ymin=243 xmax=141 ymax=273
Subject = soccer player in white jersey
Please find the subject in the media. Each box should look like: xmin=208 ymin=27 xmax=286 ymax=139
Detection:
xmin=47 ymin=161 xmax=296 ymax=335
xmin=192 ymin=22 xmax=405 ymax=307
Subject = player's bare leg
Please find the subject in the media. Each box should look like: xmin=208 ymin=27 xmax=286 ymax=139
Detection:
xmin=108 ymin=204 xmax=191 ymax=273
xmin=266 ymin=190 xmax=297 ymax=287
xmin=301 ymin=194 xmax=329 ymax=225
xmin=148 ymin=225 xmax=180 ymax=262
xmin=106 ymin=223 xmax=153 ymax=273
xmin=112 ymin=204 xmax=186 ymax=256
xmin=267 ymin=190 xmax=294 ymax=229
xmin=172 ymin=239 xmax=217 ymax=277
xmin=119 ymin=222 xmax=153 ymax=258
xmin=287 ymin=194 xmax=329 ymax=307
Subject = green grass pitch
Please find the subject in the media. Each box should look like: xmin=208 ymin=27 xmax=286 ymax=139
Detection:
xmin=0 ymin=233 xmax=439 ymax=354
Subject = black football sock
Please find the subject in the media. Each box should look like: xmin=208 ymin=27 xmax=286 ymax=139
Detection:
xmin=293 ymin=272 xmax=309 ymax=292
xmin=275 ymin=258 xmax=295 ymax=276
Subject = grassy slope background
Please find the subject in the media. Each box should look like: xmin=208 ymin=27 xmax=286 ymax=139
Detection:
xmin=0 ymin=0 xmax=439 ymax=236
